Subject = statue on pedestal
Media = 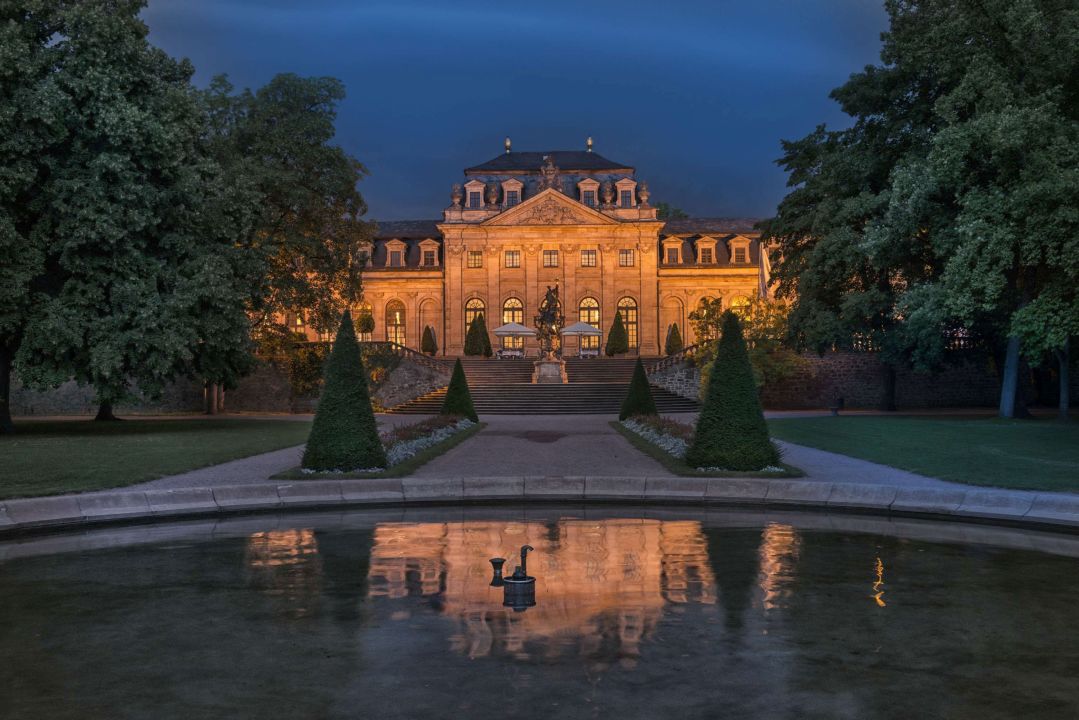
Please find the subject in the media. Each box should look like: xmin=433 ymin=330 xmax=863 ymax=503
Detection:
xmin=534 ymin=284 xmax=564 ymax=360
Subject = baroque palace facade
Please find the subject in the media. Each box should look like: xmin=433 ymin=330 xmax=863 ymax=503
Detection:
xmin=300 ymin=141 xmax=770 ymax=356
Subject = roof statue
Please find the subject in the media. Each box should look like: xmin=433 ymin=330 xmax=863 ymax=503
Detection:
xmin=538 ymin=156 xmax=562 ymax=193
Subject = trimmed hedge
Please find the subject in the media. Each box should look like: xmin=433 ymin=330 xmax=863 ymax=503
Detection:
xmin=441 ymin=358 xmax=478 ymax=421
xmin=302 ymin=310 xmax=387 ymax=471
xmin=685 ymin=311 xmax=779 ymax=470
xmin=619 ymin=357 xmax=658 ymax=420
xmin=664 ymin=323 xmax=684 ymax=355
xmin=421 ymin=325 xmax=438 ymax=355
xmin=464 ymin=313 xmax=492 ymax=357
xmin=605 ymin=312 xmax=629 ymax=356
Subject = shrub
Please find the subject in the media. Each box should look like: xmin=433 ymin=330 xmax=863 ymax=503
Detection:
xmin=664 ymin=323 xmax=684 ymax=355
xmin=605 ymin=312 xmax=629 ymax=356
xmin=421 ymin=325 xmax=438 ymax=355
xmin=354 ymin=310 xmax=375 ymax=337
xmin=685 ymin=311 xmax=779 ymax=470
xmin=464 ymin=313 xmax=492 ymax=357
xmin=619 ymin=357 xmax=658 ymax=420
xmin=440 ymin=358 xmax=478 ymax=421
xmin=302 ymin=310 xmax=387 ymax=471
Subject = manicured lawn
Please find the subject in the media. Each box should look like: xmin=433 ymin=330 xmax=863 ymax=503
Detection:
xmin=768 ymin=415 xmax=1079 ymax=492
xmin=0 ymin=418 xmax=312 ymax=499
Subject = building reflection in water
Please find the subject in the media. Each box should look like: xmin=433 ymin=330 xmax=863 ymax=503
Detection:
xmin=367 ymin=519 xmax=717 ymax=661
xmin=245 ymin=529 xmax=324 ymax=618
xmin=758 ymin=523 xmax=801 ymax=611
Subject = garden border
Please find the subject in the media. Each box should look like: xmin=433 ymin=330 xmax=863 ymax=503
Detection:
xmin=2 ymin=477 xmax=1079 ymax=537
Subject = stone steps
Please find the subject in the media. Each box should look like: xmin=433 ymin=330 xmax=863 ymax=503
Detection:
xmin=389 ymin=382 xmax=699 ymax=415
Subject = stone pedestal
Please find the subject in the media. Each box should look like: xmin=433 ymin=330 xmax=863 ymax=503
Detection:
xmin=532 ymin=359 xmax=567 ymax=384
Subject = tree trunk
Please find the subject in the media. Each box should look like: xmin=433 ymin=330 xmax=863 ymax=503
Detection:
xmin=206 ymin=382 xmax=218 ymax=415
xmin=1059 ymin=345 xmax=1071 ymax=422
xmin=999 ymin=335 xmax=1021 ymax=418
xmin=0 ymin=346 xmax=14 ymax=434
xmin=880 ymin=363 xmax=897 ymax=412
xmin=218 ymin=386 xmax=226 ymax=413
xmin=95 ymin=401 xmax=121 ymax=421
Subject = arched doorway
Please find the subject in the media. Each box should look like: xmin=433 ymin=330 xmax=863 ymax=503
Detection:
xmin=502 ymin=298 xmax=524 ymax=350
xmin=385 ymin=300 xmax=406 ymax=345
xmin=617 ymin=297 xmax=638 ymax=350
xmin=464 ymin=298 xmax=485 ymax=342
xmin=578 ymin=297 xmax=600 ymax=351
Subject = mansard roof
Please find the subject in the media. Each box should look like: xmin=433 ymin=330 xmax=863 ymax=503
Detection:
xmin=662 ymin=217 xmax=763 ymax=235
xmin=374 ymin=219 xmax=440 ymax=239
xmin=466 ymin=151 xmax=632 ymax=174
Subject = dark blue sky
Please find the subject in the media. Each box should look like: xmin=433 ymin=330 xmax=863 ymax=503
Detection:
xmin=143 ymin=1 xmax=888 ymax=221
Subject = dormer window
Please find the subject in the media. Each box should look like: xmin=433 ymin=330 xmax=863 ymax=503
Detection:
xmin=385 ymin=239 xmax=407 ymax=268
xmin=696 ymin=236 xmax=719 ymax=265
xmin=577 ymin=178 xmax=600 ymax=208
xmin=620 ymin=190 xmax=632 ymax=207
xmin=667 ymin=248 xmax=679 ymax=264
xmin=734 ymin=247 xmax=747 ymax=263
xmin=728 ymin=235 xmax=752 ymax=265
xmin=468 ymin=192 xmax=481 ymax=209
xmin=501 ymin=178 xmax=524 ymax=210
xmin=661 ymin=237 xmax=683 ymax=265
xmin=614 ymin=178 xmax=638 ymax=208
xmin=700 ymin=248 xmax=713 ymax=264
xmin=418 ymin=238 xmax=440 ymax=267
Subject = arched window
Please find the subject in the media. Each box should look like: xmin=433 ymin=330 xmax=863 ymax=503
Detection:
xmin=729 ymin=296 xmax=751 ymax=317
xmin=502 ymin=298 xmax=524 ymax=349
xmin=617 ymin=297 xmax=638 ymax=349
xmin=385 ymin=300 xmax=406 ymax=346
xmin=693 ymin=296 xmax=723 ymax=341
xmin=464 ymin=298 xmax=485 ymax=341
xmin=578 ymin=297 xmax=600 ymax=351
xmin=354 ymin=302 xmax=374 ymax=342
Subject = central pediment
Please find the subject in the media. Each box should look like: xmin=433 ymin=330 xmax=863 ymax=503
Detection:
xmin=482 ymin=188 xmax=617 ymax=227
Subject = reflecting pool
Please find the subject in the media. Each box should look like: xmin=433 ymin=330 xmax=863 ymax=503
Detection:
xmin=2 ymin=507 xmax=1079 ymax=719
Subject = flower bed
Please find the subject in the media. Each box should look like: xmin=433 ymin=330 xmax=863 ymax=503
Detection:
xmin=620 ymin=415 xmax=786 ymax=474
xmin=382 ymin=416 xmax=475 ymax=466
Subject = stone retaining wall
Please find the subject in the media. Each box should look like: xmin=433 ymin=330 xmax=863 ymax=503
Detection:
xmin=4 ymin=477 xmax=1079 ymax=537
xmin=651 ymin=351 xmax=1077 ymax=409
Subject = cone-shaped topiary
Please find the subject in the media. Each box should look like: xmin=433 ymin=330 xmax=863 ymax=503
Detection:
xmin=440 ymin=358 xmax=478 ymax=421
xmin=685 ymin=311 xmax=779 ymax=471
xmin=464 ymin=313 xmax=493 ymax=357
xmin=421 ymin=325 xmax=438 ymax=355
xmin=605 ymin=312 xmax=629 ymax=356
xmin=664 ymin=323 xmax=684 ymax=355
xmin=619 ymin=357 xmax=659 ymax=420
xmin=302 ymin=309 xmax=387 ymax=471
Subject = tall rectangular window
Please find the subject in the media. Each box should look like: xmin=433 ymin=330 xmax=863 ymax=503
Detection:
xmin=734 ymin=247 xmax=747 ymax=263
xmin=620 ymin=189 xmax=633 ymax=208
xmin=505 ymin=190 xmax=519 ymax=207
xmin=619 ymin=249 xmax=635 ymax=267
xmin=542 ymin=249 xmax=559 ymax=268
xmin=583 ymin=190 xmax=596 ymax=207
xmin=504 ymin=250 xmax=521 ymax=268
xmin=467 ymin=250 xmax=483 ymax=268
xmin=580 ymin=249 xmax=597 ymax=267
xmin=666 ymin=248 xmax=679 ymax=264
xmin=468 ymin=191 xmax=481 ymax=209
xmin=700 ymin=248 xmax=713 ymax=264
xmin=422 ymin=250 xmax=436 ymax=266
xmin=389 ymin=251 xmax=402 ymax=267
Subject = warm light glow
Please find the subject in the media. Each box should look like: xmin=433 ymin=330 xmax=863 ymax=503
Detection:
xmin=758 ymin=523 xmax=800 ymax=611
xmin=367 ymin=519 xmax=716 ymax=661
xmin=245 ymin=529 xmax=323 ymax=617
xmin=872 ymin=557 xmax=886 ymax=608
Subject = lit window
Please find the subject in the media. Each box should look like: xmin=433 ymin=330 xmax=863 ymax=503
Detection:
xmin=620 ymin=189 xmax=633 ymax=208
xmin=618 ymin=297 xmax=639 ymax=348
xmin=579 ymin=297 xmax=600 ymax=350
xmin=666 ymin=247 xmax=679 ymax=264
xmin=543 ymin=250 xmax=559 ymax=267
xmin=502 ymin=298 xmax=524 ymax=349
xmin=700 ymin=248 xmax=713 ymax=264
xmin=505 ymin=190 xmax=519 ymax=207
xmin=583 ymin=190 xmax=596 ymax=207
xmin=734 ymin=247 xmax=747 ymax=263
xmin=580 ymin=249 xmax=597 ymax=267
xmin=385 ymin=301 xmax=406 ymax=345
xmin=464 ymin=298 xmax=485 ymax=342
xmin=468 ymin=191 xmax=481 ymax=209
xmin=467 ymin=251 xmax=483 ymax=268
xmin=389 ymin=250 xmax=402 ymax=267
xmin=422 ymin=250 xmax=436 ymax=266
xmin=505 ymin=250 xmax=521 ymax=268
xmin=619 ymin=249 xmax=634 ymax=267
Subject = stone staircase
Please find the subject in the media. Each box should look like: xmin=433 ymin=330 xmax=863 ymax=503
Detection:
xmin=389 ymin=356 xmax=699 ymax=415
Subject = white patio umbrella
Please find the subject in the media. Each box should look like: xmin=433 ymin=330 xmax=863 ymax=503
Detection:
xmin=560 ymin=321 xmax=603 ymax=337
xmin=492 ymin=322 xmax=537 ymax=337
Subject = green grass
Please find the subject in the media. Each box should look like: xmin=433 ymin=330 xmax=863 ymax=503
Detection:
xmin=610 ymin=422 xmax=802 ymax=478
xmin=768 ymin=415 xmax=1079 ymax=492
xmin=0 ymin=418 xmax=312 ymax=499
xmin=274 ymin=422 xmax=486 ymax=480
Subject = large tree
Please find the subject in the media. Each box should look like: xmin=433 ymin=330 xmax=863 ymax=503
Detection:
xmin=765 ymin=0 xmax=1078 ymax=417
xmin=198 ymin=74 xmax=374 ymax=351
xmin=3 ymin=0 xmax=254 ymax=429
